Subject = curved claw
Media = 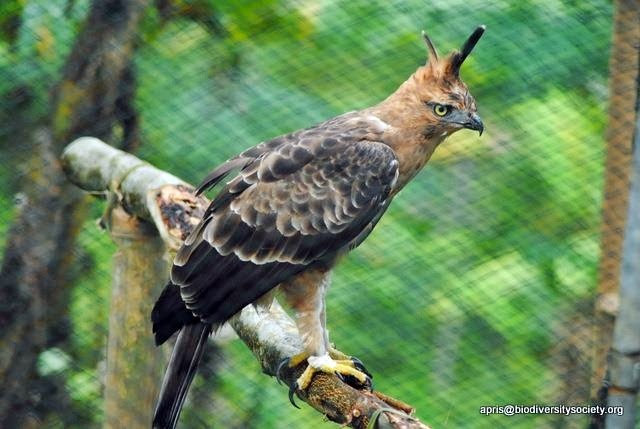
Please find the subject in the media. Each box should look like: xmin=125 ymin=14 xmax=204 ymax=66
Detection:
xmin=277 ymin=357 xmax=302 ymax=409
xmin=276 ymin=357 xmax=290 ymax=385
xmin=288 ymin=382 xmax=301 ymax=409
xmin=341 ymin=372 xmax=373 ymax=392
xmin=364 ymin=375 xmax=374 ymax=391
xmin=350 ymin=357 xmax=373 ymax=379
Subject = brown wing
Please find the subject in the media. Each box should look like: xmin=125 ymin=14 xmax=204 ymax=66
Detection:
xmin=171 ymin=118 xmax=398 ymax=324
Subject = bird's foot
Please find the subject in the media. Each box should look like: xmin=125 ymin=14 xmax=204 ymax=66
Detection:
xmin=327 ymin=345 xmax=373 ymax=380
xmin=298 ymin=354 xmax=371 ymax=389
xmin=277 ymin=350 xmax=372 ymax=408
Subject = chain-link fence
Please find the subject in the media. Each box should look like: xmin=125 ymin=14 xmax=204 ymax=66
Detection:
xmin=1 ymin=0 xmax=637 ymax=428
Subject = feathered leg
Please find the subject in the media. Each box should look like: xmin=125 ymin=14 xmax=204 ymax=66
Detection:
xmin=280 ymin=269 xmax=370 ymax=392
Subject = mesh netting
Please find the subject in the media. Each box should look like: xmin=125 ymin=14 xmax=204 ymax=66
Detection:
xmin=1 ymin=0 xmax=629 ymax=428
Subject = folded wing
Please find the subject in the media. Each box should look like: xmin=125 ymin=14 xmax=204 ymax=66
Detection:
xmin=172 ymin=118 xmax=399 ymax=324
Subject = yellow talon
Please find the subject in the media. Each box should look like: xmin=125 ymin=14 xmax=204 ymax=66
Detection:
xmin=278 ymin=348 xmax=372 ymax=409
xmin=287 ymin=351 xmax=311 ymax=368
xmin=328 ymin=346 xmax=352 ymax=362
xmin=295 ymin=354 xmax=369 ymax=390
xmin=285 ymin=346 xmax=355 ymax=370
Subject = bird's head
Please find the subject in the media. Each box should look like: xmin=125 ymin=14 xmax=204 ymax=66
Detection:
xmin=385 ymin=26 xmax=485 ymax=140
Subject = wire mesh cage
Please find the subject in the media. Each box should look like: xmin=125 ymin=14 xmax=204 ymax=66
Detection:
xmin=1 ymin=0 xmax=636 ymax=428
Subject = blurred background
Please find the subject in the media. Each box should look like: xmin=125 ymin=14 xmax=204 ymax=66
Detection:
xmin=1 ymin=0 xmax=637 ymax=428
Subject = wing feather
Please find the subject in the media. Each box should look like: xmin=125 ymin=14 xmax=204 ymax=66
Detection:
xmin=171 ymin=114 xmax=398 ymax=322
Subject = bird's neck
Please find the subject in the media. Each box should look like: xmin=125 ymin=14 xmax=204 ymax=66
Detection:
xmin=365 ymin=83 xmax=446 ymax=192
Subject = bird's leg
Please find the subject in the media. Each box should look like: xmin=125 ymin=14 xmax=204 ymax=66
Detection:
xmin=283 ymin=299 xmax=353 ymax=367
xmin=279 ymin=269 xmax=371 ymax=397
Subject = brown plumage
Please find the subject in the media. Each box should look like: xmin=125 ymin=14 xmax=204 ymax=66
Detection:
xmin=152 ymin=26 xmax=485 ymax=428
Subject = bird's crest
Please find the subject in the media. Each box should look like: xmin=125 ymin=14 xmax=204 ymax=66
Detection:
xmin=418 ymin=25 xmax=485 ymax=80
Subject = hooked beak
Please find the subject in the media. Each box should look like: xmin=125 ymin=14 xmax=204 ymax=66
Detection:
xmin=464 ymin=112 xmax=484 ymax=136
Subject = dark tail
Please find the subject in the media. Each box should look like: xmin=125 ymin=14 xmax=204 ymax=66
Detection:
xmin=152 ymin=282 xmax=199 ymax=346
xmin=152 ymin=322 xmax=213 ymax=429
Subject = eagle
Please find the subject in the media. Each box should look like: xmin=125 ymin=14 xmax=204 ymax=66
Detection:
xmin=151 ymin=25 xmax=485 ymax=428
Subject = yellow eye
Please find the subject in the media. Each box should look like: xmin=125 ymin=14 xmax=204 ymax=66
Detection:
xmin=434 ymin=104 xmax=450 ymax=116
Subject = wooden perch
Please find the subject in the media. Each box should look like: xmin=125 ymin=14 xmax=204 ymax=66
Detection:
xmin=104 ymin=206 xmax=167 ymax=428
xmin=61 ymin=137 xmax=431 ymax=429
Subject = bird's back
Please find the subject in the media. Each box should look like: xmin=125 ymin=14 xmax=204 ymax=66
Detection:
xmin=152 ymin=111 xmax=398 ymax=343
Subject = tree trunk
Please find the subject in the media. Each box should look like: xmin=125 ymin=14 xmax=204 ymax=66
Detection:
xmin=592 ymin=0 xmax=639 ymax=406
xmin=103 ymin=207 xmax=167 ymax=429
xmin=606 ymin=59 xmax=640 ymax=429
xmin=0 ymin=0 xmax=149 ymax=425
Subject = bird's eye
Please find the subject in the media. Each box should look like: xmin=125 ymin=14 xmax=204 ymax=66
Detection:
xmin=433 ymin=104 xmax=450 ymax=116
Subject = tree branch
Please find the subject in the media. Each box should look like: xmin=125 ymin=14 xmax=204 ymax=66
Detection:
xmin=61 ymin=137 xmax=432 ymax=429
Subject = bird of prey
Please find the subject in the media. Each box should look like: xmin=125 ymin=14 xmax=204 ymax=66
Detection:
xmin=151 ymin=25 xmax=485 ymax=428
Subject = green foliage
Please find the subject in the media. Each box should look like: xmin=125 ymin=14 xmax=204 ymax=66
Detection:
xmin=0 ymin=0 xmax=612 ymax=427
